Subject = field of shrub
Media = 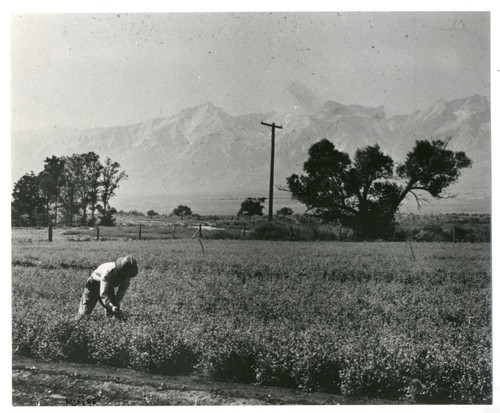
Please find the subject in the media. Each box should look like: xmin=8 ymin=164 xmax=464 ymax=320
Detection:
xmin=11 ymin=233 xmax=491 ymax=403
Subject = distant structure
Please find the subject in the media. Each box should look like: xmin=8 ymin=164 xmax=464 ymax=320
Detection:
xmin=261 ymin=121 xmax=283 ymax=221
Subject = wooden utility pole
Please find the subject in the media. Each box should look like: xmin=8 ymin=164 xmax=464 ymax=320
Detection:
xmin=261 ymin=121 xmax=283 ymax=221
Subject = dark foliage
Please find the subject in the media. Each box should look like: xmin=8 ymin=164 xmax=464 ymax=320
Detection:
xmin=12 ymin=153 xmax=126 ymax=227
xmin=287 ymin=138 xmax=471 ymax=240
xmin=276 ymin=207 xmax=294 ymax=216
xmin=172 ymin=205 xmax=193 ymax=217
xmin=237 ymin=197 xmax=266 ymax=217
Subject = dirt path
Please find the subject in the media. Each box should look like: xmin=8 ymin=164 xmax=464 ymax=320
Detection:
xmin=12 ymin=356 xmax=393 ymax=406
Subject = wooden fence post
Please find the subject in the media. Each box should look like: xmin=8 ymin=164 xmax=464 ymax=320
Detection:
xmin=48 ymin=224 xmax=53 ymax=242
xmin=192 ymin=225 xmax=205 ymax=254
xmin=139 ymin=224 xmax=142 ymax=240
xmin=96 ymin=226 xmax=100 ymax=241
xmin=408 ymin=242 xmax=417 ymax=261
xmin=243 ymin=224 xmax=246 ymax=239
xmin=173 ymin=224 xmax=176 ymax=238
xmin=199 ymin=224 xmax=202 ymax=239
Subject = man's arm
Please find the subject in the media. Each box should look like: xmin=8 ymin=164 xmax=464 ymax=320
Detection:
xmin=99 ymin=279 xmax=116 ymax=311
xmin=115 ymin=277 xmax=130 ymax=307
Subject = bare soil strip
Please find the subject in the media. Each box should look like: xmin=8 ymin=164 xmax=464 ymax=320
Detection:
xmin=12 ymin=356 xmax=393 ymax=406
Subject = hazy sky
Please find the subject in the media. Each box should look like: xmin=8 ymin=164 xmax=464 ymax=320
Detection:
xmin=11 ymin=11 xmax=490 ymax=131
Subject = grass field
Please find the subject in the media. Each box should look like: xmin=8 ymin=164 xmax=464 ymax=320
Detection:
xmin=11 ymin=229 xmax=492 ymax=404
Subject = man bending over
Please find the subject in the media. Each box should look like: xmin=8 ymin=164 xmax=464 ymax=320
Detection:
xmin=77 ymin=255 xmax=138 ymax=318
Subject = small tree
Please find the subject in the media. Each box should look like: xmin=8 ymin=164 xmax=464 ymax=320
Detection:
xmin=11 ymin=172 xmax=47 ymax=226
xmin=173 ymin=205 xmax=192 ymax=218
xmin=98 ymin=157 xmax=127 ymax=227
xmin=237 ymin=197 xmax=266 ymax=217
xmin=147 ymin=209 xmax=159 ymax=218
xmin=38 ymin=156 xmax=66 ymax=226
xmin=277 ymin=207 xmax=294 ymax=216
xmin=59 ymin=159 xmax=80 ymax=226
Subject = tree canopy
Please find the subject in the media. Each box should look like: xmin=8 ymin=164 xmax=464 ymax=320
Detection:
xmin=11 ymin=172 xmax=46 ymax=227
xmin=286 ymin=138 xmax=471 ymax=239
xmin=277 ymin=207 xmax=294 ymax=216
xmin=172 ymin=205 xmax=193 ymax=217
xmin=147 ymin=209 xmax=160 ymax=218
xmin=237 ymin=197 xmax=266 ymax=217
xmin=12 ymin=152 xmax=127 ymax=227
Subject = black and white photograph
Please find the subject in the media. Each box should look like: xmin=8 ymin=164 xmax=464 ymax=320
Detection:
xmin=8 ymin=3 xmax=495 ymax=407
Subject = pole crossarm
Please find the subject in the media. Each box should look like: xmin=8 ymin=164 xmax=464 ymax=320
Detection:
xmin=260 ymin=121 xmax=283 ymax=129
xmin=261 ymin=121 xmax=283 ymax=221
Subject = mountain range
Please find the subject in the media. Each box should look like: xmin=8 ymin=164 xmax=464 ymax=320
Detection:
xmin=11 ymin=94 xmax=491 ymax=213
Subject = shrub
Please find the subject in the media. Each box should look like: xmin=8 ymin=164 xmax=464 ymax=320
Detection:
xmin=413 ymin=224 xmax=449 ymax=242
xmin=203 ymin=229 xmax=241 ymax=240
xmin=246 ymin=221 xmax=339 ymax=241
xmin=237 ymin=197 xmax=266 ymax=217
xmin=249 ymin=221 xmax=290 ymax=240
xmin=277 ymin=207 xmax=294 ymax=216
xmin=128 ymin=210 xmax=145 ymax=216
xmin=195 ymin=326 xmax=257 ymax=383
xmin=62 ymin=322 xmax=91 ymax=362
xmin=87 ymin=321 xmax=130 ymax=367
xmin=147 ymin=210 xmax=160 ymax=218
xmin=173 ymin=205 xmax=192 ymax=217
xmin=294 ymin=223 xmax=338 ymax=241
xmin=129 ymin=328 xmax=196 ymax=375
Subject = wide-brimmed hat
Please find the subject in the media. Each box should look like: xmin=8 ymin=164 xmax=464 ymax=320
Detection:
xmin=115 ymin=255 xmax=138 ymax=277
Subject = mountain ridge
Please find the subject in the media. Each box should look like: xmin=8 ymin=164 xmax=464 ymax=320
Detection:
xmin=11 ymin=94 xmax=490 ymax=213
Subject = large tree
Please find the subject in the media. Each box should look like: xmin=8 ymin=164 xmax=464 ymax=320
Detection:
xmin=286 ymin=138 xmax=471 ymax=239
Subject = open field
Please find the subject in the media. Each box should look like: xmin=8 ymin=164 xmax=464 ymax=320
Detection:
xmin=11 ymin=230 xmax=492 ymax=404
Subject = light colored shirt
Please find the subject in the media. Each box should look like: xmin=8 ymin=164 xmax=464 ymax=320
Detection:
xmin=90 ymin=262 xmax=131 ymax=310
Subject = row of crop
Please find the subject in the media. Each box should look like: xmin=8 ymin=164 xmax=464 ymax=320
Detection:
xmin=13 ymin=263 xmax=489 ymax=337
xmin=12 ymin=237 xmax=490 ymax=260
xmin=12 ymin=265 xmax=491 ymax=341
xmin=12 ymin=307 xmax=491 ymax=404
xmin=12 ymin=283 xmax=491 ymax=403
xmin=11 ymin=241 xmax=491 ymax=290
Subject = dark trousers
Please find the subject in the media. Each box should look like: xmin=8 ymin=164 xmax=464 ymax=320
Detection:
xmin=78 ymin=277 xmax=117 ymax=316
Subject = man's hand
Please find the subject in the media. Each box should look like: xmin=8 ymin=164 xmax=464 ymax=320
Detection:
xmin=111 ymin=305 xmax=121 ymax=315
